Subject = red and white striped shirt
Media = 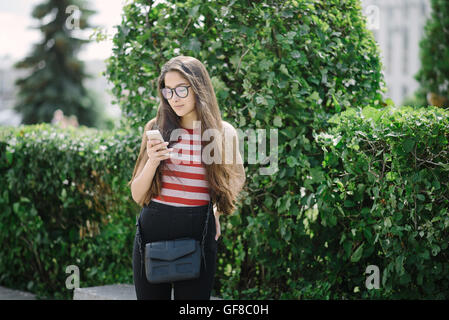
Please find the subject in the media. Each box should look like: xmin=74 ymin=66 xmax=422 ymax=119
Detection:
xmin=151 ymin=127 xmax=210 ymax=207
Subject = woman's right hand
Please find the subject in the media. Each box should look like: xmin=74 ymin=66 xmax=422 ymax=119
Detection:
xmin=146 ymin=140 xmax=173 ymax=167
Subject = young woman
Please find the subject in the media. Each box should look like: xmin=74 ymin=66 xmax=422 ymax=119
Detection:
xmin=128 ymin=55 xmax=246 ymax=300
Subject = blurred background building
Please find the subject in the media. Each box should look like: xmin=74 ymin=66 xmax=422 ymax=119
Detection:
xmin=361 ymin=0 xmax=431 ymax=105
xmin=0 ymin=55 xmax=24 ymax=126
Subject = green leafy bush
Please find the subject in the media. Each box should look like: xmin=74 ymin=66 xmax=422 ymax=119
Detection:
xmin=314 ymin=105 xmax=449 ymax=299
xmin=0 ymin=124 xmax=140 ymax=299
xmin=105 ymin=0 xmax=384 ymax=130
xmin=105 ymin=0 xmax=385 ymax=299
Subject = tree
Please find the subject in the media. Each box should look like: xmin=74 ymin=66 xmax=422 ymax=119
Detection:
xmin=13 ymin=0 xmax=104 ymax=126
xmin=415 ymin=0 xmax=449 ymax=107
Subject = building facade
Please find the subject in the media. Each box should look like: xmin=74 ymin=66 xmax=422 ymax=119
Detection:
xmin=361 ymin=0 xmax=431 ymax=105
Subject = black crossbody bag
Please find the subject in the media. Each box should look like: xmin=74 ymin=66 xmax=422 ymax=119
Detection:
xmin=135 ymin=201 xmax=212 ymax=284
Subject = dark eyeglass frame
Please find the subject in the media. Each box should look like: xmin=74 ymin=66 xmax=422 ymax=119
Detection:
xmin=161 ymin=85 xmax=191 ymax=100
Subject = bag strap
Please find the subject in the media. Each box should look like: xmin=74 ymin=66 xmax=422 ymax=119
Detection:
xmin=135 ymin=214 xmax=145 ymax=277
xmin=200 ymin=200 xmax=212 ymax=272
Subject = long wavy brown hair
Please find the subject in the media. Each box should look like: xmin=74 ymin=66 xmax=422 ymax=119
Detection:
xmin=128 ymin=56 xmax=246 ymax=215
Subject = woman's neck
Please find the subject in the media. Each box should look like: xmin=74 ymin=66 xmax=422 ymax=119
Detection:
xmin=180 ymin=111 xmax=198 ymax=129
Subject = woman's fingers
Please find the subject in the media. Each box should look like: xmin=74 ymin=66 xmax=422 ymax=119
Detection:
xmin=146 ymin=140 xmax=173 ymax=162
xmin=151 ymin=141 xmax=173 ymax=160
xmin=156 ymin=147 xmax=173 ymax=159
xmin=148 ymin=139 xmax=167 ymax=150
xmin=214 ymin=215 xmax=221 ymax=241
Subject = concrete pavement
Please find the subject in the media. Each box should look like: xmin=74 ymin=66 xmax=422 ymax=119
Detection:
xmin=0 ymin=286 xmax=36 ymax=300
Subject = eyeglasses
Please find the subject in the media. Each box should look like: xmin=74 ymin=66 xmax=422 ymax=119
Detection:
xmin=161 ymin=85 xmax=191 ymax=100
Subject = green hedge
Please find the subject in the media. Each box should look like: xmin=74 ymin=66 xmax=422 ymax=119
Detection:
xmin=314 ymin=105 xmax=449 ymax=299
xmin=2 ymin=106 xmax=448 ymax=299
xmin=0 ymin=124 xmax=141 ymax=299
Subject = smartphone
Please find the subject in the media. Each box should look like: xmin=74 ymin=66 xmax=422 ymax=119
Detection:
xmin=146 ymin=129 xmax=167 ymax=149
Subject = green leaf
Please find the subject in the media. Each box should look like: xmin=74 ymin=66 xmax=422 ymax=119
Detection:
xmin=420 ymin=249 xmax=430 ymax=260
xmin=395 ymin=255 xmax=405 ymax=275
xmin=431 ymin=244 xmax=440 ymax=256
xmin=264 ymin=196 xmax=273 ymax=208
xmin=351 ymin=243 xmax=364 ymax=262
xmin=273 ymin=116 xmax=282 ymax=127
xmin=279 ymin=64 xmax=289 ymax=76
xmin=255 ymin=96 xmax=268 ymax=106
xmin=286 ymin=156 xmax=298 ymax=167
xmin=402 ymin=138 xmax=415 ymax=153
xmin=399 ymin=273 xmax=411 ymax=285
xmin=310 ymin=167 xmax=325 ymax=184
xmin=13 ymin=202 xmax=20 ymax=214
xmin=343 ymin=241 xmax=352 ymax=258
xmin=344 ymin=200 xmax=355 ymax=208
xmin=6 ymin=151 xmax=13 ymax=164
xmin=361 ymin=106 xmax=381 ymax=121
xmin=309 ymin=91 xmax=320 ymax=103
xmin=189 ymin=4 xmax=200 ymax=17
xmin=432 ymin=180 xmax=441 ymax=190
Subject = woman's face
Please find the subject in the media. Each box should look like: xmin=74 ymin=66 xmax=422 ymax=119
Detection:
xmin=163 ymin=71 xmax=196 ymax=119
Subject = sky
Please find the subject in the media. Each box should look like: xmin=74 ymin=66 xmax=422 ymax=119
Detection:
xmin=0 ymin=0 xmax=127 ymax=62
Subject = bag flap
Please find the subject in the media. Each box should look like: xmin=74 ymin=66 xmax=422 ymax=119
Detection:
xmin=146 ymin=239 xmax=197 ymax=261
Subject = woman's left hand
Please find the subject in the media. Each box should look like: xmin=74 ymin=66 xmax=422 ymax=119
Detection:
xmin=214 ymin=212 xmax=221 ymax=241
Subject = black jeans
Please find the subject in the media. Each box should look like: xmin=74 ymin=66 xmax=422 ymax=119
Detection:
xmin=133 ymin=200 xmax=218 ymax=300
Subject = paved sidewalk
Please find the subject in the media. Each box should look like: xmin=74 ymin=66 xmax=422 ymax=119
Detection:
xmin=74 ymin=284 xmax=222 ymax=300
xmin=0 ymin=286 xmax=36 ymax=300
xmin=74 ymin=284 xmax=136 ymax=300
xmin=1 ymin=284 xmax=221 ymax=300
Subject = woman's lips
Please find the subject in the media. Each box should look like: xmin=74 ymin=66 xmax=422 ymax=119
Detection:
xmin=174 ymin=104 xmax=184 ymax=108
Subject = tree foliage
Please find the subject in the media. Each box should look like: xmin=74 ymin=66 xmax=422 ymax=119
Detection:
xmin=415 ymin=0 xmax=449 ymax=107
xmin=13 ymin=0 xmax=104 ymax=126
